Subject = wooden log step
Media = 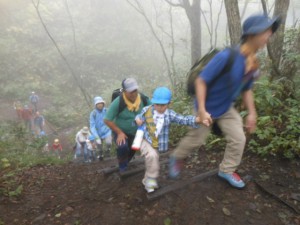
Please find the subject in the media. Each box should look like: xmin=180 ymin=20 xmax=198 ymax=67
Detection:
xmin=119 ymin=159 xmax=169 ymax=179
xmin=147 ymin=168 xmax=218 ymax=201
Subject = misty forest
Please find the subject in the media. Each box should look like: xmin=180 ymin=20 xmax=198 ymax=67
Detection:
xmin=0 ymin=0 xmax=300 ymax=224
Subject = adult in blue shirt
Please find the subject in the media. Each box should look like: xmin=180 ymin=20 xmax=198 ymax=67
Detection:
xmin=169 ymin=14 xmax=281 ymax=189
xmin=90 ymin=96 xmax=112 ymax=160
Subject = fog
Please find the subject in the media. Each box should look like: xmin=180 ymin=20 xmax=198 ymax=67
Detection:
xmin=0 ymin=0 xmax=299 ymax=107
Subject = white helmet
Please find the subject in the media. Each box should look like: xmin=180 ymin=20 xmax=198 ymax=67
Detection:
xmin=94 ymin=96 xmax=105 ymax=106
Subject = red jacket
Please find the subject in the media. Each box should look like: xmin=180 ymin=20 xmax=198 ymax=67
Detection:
xmin=52 ymin=143 xmax=62 ymax=151
xmin=21 ymin=109 xmax=32 ymax=120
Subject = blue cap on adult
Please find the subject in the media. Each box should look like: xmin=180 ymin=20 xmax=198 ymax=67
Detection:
xmin=241 ymin=14 xmax=281 ymax=39
xmin=151 ymin=87 xmax=172 ymax=104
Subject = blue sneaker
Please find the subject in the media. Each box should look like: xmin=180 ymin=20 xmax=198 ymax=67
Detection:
xmin=218 ymin=171 xmax=245 ymax=189
xmin=169 ymin=156 xmax=183 ymax=179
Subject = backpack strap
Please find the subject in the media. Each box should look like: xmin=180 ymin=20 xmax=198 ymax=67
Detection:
xmin=140 ymin=93 xmax=148 ymax=107
xmin=117 ymin=93 xmax=148 ymax=116
xmin=208 ymin=47 xmax=237 ymax=88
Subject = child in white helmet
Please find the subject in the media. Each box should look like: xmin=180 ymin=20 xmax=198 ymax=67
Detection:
xmin=135 ymin=87 xmax=201 ymax=193
xmin=89 ymin=96 xmax=112 ymax=161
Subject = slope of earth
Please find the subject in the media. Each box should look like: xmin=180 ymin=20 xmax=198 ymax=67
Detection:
xmin=0 ymin=149 xmax=299 ymax=225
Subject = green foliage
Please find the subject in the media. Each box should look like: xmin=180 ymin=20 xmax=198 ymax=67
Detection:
xmin=169 ymin=75 xmax=300 ymax=159
xmin=0 ymin=121 xmax=68 ymax=198
xmin=169 ymin=82 xmax=194 ymax=146
xmin=164 ymin=217 xmax=171 ymax=225
xmin=8 ymin=185 xmax=23 ymax=197
xmin=247 ymin=77 xmax=300 ymax=158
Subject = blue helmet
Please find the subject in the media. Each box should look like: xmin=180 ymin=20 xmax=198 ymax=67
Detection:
xmin=151 ymin=87 xmax=172 ymax=104
xmin=88 ymin=135 xmax=96 ymax=141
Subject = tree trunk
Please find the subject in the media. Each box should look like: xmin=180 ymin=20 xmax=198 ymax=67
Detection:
xmin=270 ymin=0 xmax=290 ymax=71
xmin=224 ymin=0 xmax=241 ymax=46
xmin=261 ymin=0 xmax=290 ymax=79
xmin=184 ymin=0 xmax=201 ymax=65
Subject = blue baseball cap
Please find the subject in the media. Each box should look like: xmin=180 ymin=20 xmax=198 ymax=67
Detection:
xmin=151 ymin=87 xmax=172 ymax=104
xmin=242 ymin=14 xmax=281 ymax=39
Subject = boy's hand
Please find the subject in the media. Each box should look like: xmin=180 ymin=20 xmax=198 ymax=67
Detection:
xmin=198 ymin=110 xmax=212 ymax=127
xmin=135 ymin=118 xmax=143 ymax=126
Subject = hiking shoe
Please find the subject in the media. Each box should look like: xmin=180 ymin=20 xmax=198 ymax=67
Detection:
xmin=218 ymin=171 xmax=245 ymax=189
xmin=169 ymin=156 xmax=183 ymax=179
xmin=142 ymin=178 xmax=159 ymax=193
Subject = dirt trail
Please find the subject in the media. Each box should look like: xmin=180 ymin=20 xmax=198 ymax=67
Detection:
xmin=0 ymin=149 xmax=299 ymax=225
xmin=1 ymin=98 xmax=300 ymax=225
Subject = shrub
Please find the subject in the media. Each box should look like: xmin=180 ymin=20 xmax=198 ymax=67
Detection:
xmin=246 ymin=77 xmax=300 ymax=158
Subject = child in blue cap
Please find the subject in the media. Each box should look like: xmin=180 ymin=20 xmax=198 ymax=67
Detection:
xmin=135 ymin=87 xmax=201 ymax=193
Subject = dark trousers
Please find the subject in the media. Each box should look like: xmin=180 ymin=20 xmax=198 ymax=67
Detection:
xmin=114 ymin=133 xmax=136 ymax=171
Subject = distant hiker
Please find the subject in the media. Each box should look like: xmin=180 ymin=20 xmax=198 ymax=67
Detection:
xmin=52 ymin=138 xmax=63 ymax=159
xmin=135 ymin=87 xmax=201 ymax=193
xmin=29 ymin=91 xmax=39 ymax=112
xmin=89 ymin=96 xmax=112 ymax=161
xmin=75 ymin=126 xmax=91 ymax=162
xmin=86 ymin=135 xmax=97 ymax=162
xmin=104 ymin=78 xmax=151 ymax=172
xmin=169 ymin=14 xmax=281 ymax=189
xmin=33 ymin=111 xmax=45 ymax=136
xmin=21 ymin=105 xmax=33 ymax=132
xmin=13 ymin=100 xmax=23 ymax=120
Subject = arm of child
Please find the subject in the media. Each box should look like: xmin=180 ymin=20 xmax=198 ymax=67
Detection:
xmin=135 ymin=106 xmax=149 ymax=126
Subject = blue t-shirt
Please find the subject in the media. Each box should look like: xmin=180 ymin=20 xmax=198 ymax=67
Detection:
xmin=197 ymin=48 xmax=254 ymax=118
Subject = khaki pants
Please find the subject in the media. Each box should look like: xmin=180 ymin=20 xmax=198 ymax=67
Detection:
xmin=172 ymin=107 xmax=246 ymax=173
xmin=140 ymin=140 xmax=160 ymax=179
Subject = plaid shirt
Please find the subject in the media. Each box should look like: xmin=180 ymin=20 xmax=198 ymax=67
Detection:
xmin=136 ymin=105 xmax=198 ymax=152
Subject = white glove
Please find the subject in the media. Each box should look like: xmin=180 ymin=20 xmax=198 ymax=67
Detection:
xmin=96 ymin=138 xmax=101 ymax=145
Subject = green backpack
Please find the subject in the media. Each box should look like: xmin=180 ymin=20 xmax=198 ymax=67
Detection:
xmin=186 ymin=47 xmax=236 ymax=96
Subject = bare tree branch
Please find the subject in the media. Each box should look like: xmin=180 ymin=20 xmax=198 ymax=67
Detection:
xmin=31 ymin=0 xmax=91 ymax=108
xmin=208 ymin=0 xmax=213 ymax=47
xmin=261 ymin=0 xmax=267 ymax=14
xmin=165 ymin=0 xmax=184 ymax=7
xmin=240 ymin=0 xmax=250 ymax=20
xmin=64 ymin=0 xmax=77 ymax=53
xmin=153 ymin=1 xmax=172 ymax=39
xmin=214 ymin=0 xmax=224 ymax=47
xmin=168 ymin=4 xmax=177 ymax=81
xmin=126 ymin=0 xmax=175 ymax=87
xmin=200 ymin=8 xmax=212 ymax=39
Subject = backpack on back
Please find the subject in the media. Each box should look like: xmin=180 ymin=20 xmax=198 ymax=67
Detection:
xmin=186 ymin=47 xmax=236 ymax=96
xmin=186 ymin=47 xmax=237 ymax=136
xmin=111 ymin=88 xmax=148 ymax=115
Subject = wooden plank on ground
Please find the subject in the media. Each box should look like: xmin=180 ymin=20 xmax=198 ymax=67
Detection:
xmin=119 ymin=159 xmax=169 ymax=179
xmin=147 ymin=168 xmax=218 ymax=201
xmin=119 ymin=167 xmax=145 ymax=178
xmin=97 ymin=151 xmax=171 ymax=175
